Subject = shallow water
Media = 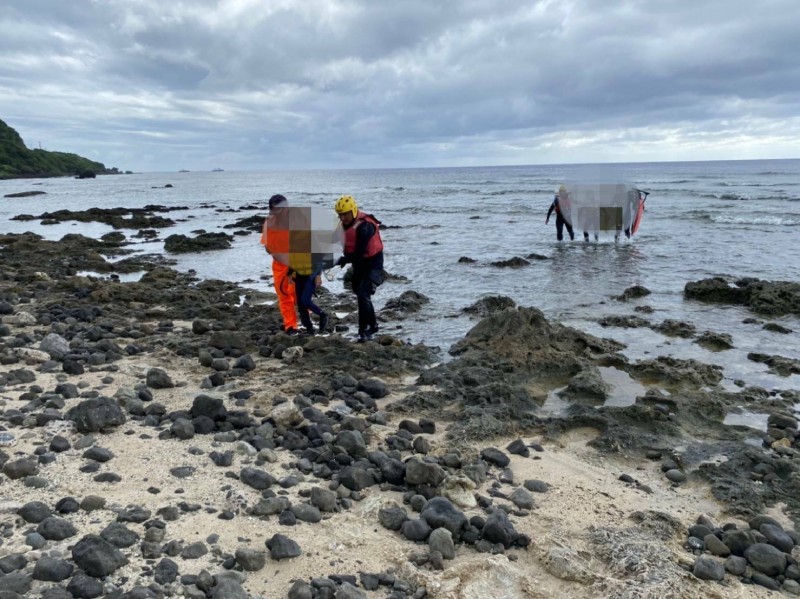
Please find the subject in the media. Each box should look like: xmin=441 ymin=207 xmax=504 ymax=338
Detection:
xmin=723 ymin=410 xmax=770 ymax=432
xmin=2 ymin=160 xmax=799 ymax=393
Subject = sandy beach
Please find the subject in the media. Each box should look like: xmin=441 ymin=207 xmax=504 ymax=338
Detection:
xmin=2 ymin=228 xmax=800 ymax=599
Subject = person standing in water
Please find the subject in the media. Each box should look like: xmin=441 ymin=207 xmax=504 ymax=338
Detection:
xmin=334 ymin=195 xmax=384 ymax=342
xmin=545 ymin=187 xmax=575 ymax=241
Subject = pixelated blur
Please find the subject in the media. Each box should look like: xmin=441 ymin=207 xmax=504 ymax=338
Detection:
xmin=263 ymin=206 xmax=344 ymax=275
xmin=557 ymin=183 xmax=642 ymax=235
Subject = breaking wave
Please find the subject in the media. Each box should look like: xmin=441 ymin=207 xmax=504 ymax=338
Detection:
xmin=709 ymin=214 xmax=800 ymax=226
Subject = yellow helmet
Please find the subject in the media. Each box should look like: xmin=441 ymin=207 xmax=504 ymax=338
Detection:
xmin=335 ymin=195 xmax=358 ymax=218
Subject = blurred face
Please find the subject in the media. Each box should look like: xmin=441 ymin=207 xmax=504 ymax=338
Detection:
xmin=337 ymin=211 xmax=354 ymax=226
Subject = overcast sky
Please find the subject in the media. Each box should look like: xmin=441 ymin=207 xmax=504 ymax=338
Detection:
xmin=1 ymin=0 xmax=799 ymax=172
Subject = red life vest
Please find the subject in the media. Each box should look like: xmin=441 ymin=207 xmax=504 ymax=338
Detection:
xmin=344 ymin=211 xmax=383 ymax=257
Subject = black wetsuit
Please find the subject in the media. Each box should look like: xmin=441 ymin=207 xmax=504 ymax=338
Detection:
xmin=547 ymin=197 xmax=574 ymax=241
xmin=339 ymin=220 xmax=384 ymax=335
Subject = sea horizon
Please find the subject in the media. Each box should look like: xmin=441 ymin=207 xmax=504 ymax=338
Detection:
xmin=115 ymin=156 xmax=800 ymax=176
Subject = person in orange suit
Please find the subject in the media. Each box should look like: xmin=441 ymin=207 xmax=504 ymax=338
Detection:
xmin=260 ymin=194 xmax=298 ymax=335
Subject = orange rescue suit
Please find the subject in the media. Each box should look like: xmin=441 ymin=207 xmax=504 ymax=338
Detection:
xmin=260 ymin=218 xmax=297 ymax=331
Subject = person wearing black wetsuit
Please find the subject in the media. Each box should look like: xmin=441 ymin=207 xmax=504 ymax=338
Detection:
xmin=546 ymin=195 xmax=574 ymax=241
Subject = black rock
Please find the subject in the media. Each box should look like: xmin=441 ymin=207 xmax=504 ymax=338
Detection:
xmin=63 ymin=360 xmax=85 ymax=375
xmin=180 ymin=541 xmax=208 ymax=559
xmin=210 ymin=450 xmax=233 ymax=467
xmin=693 ymin=556 xmax=724 ymax=581
xmin=420 ymin=497 xmax=468 ymax=540
xmin=379 ymin=458 xmax=406 ymax=485
xmin=37 ymin=516 xmax=77 ymax=541
xmin=153 ymin=558 xmax=179 ymax=585
xmin=749 ymin=514 xmax=782 ymax=530
xmin=54 ymin=383 xmax=79 ymax=399
xmin=24 ymin=532 xmax=46 ymax=549
xmin=192 ymin=415 xmax=216 ymax=434
xmin=266 ymin=533 xmax=301 ymax=559
xmin=234 ymin=547 xmax=267 ymax=571
xmin=287 ymin=580 xmax=313 ymax=599
xmin=82 ymin=446 xmax=114 ymax=462
xmin=190 ymin=395 xmax=228 ymax=421
xmin=744 ymin=543 xmax=787 ymax=576
xmin=482 ymin=509 xmax=518 ymax=548
xmin=170 ymin=418 xmax=195 ymax=440
xmin=665 ymin=469 xmax=686 ymax=483
xmin=724 ymin=555 xmax=748 ymax=576
xmin=399 ymin=420 xmax=423 ymax=434
xmin=49 ymin=436 xmax=71 ymax=453
xmin=32 ymin=557 xmax=73 ymax=582
xmin=234 ymin=354 xmax=256 ymax=371
xmin=291 ymin=504 xmax=322 ymax=523
xmin=116 ymin=506 xmax=151 ymax=523
xmin=240 ymin=467 xmax=276 ymax=490
xmin=751 ymin=571 xmax=781 ymax=591
xmin=404 ymin=457 xmax=446 ymax=487
xmin=357 ymin=378 xmax=389 ymax=398
xmin=360 ymin=573 xmax=380 ymax=591
xmin=71 ymin=534 xmax=129 ymax=577
xmin=401 ymin=518 xmax=432 ymax=542
xmin=146 ymin=367 xmax=174 ymax=389
xmin=480 ymin=447 xmax=510 ymax=468
xmin=211 ymin=578 xmax=248 ymax=599
xmin=65 ymin=397 xmax=126 ymax=433
xmin=723 ymin=529 xmax=758 ymax=556
xmin=704 ymin=533 xmax=731 ymax=557
xmin=100 ymin=522 xmax=140 ymax=548
xmin=170 ymin=466 xmax=196 ymax=479
xmin=0 ymin=553 xmax=27 ymax=574
xmin=3 ymin=457 xmax=38 ymax=479
xmin=18 ymin=501 xmax=52 ymax=523
xmin=688 ymin=524 xmax=713 ymax=539
xmin=760 ymin=523 xmax=795 ymax=553
xmin=66 ymin=571 xmax=104 ymax=598
xmin=506 ymin=439 xmax=530 ymax=457
xmin=419 ymin=418 xmax=436 ymax=434
xmin=310 ymin=487 xmax=338 ymax=512
xmin=0 ymin=571 xmax=33 ymax=595
xmin=339 ymin=466 xmax=375 ymax=491
xmin=524 ymin=479 xmax=549 ymax=493
xmin=278 ymin=509 xmax=297 ymax=526
xmin=378 ymin=506 xmax=408 ymax=531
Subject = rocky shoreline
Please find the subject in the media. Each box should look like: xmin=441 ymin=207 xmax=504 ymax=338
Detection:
xmin=1 ymin=230 xmax=800 ymax=598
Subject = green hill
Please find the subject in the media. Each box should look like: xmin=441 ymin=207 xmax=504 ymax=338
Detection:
xmin=0 ymin=118 xmax=119 ymax=179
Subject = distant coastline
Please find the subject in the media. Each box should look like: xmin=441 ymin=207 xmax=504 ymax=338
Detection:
xmin=0 ymin=117 xmax=125 ymax=179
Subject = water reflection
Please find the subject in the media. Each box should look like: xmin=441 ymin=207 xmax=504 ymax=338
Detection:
xmin=723 ymin=410 xmax=769 ymax=431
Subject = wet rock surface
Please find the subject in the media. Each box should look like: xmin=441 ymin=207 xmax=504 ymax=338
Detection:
xmin=0 ymin=231 xmax=799 ymax=598
xmin=685 ymin=276 xmax=800 ymax=316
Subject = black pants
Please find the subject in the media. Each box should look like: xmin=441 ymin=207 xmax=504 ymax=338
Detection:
xmin=294 ymin=274 xmax=322 ymax=332
xmin=556 ymin=213 xmax=574 ymax=241
xmin=351 ymin=268 xmax=382 ymax=333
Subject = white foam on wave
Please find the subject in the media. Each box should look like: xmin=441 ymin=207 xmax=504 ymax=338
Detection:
xmin=710 ymin=214 xmax=800 ymax=226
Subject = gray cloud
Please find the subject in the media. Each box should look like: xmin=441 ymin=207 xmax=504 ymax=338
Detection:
xmin=1 ymin=0 xmax=798 ymax=171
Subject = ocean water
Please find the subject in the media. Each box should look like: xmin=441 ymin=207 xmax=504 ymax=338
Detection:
xmin=1 ymin=159 xmax=799 ymax=393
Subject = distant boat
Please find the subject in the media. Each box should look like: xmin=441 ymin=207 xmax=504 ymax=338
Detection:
xmin=178 ymin=169 xmax=190 ymax=172
xmin=212 ymin=168 xmax=224 ymax=172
